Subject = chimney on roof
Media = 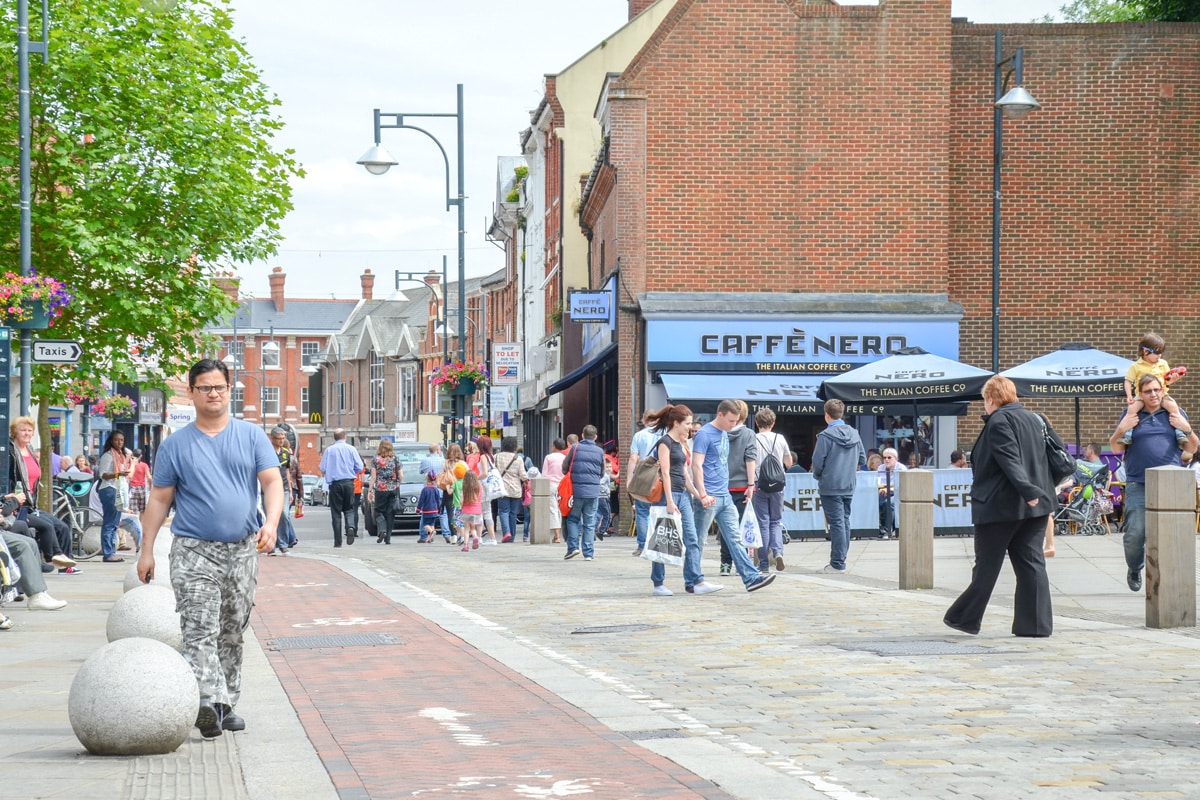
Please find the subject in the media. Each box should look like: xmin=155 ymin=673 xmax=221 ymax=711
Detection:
xmin=361 ymin=269 xmax=375 ymax=301
xmin=214 ymin=271 xmax=240 ymax=302
xmin=628 ymin=0 xmax=655 ymax=19
xmin=269 ymin=266 xmax=286 ymax=312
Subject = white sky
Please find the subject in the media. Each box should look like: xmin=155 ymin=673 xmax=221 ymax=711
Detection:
xmin=228 ymin=0 xmax=1064 ymax=301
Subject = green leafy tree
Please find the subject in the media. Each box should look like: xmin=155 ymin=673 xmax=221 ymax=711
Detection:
xmin=0 ymin=0 xmax=301 ymax=503
xmin=0 ymin=0 xmax=300 ymax=391
xmin=1059 ymin=0 xmax=1200 ymax=21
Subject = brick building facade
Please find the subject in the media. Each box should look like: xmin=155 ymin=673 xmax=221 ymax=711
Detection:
xmin=566 ymin=0 xmax=1199 ymax=486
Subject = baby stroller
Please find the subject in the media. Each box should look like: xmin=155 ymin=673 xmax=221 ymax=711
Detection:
xmin=1053 ymin=462 xmax=1114 ymax=538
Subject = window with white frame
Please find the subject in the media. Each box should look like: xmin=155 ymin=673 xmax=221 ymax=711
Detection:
xmin=226 ymin=338 xmax=244 ymax=366
xmin=369 ymin=350 xmax=385 ymax=425
xmin=398 ymin=363 xmax=418 ymax=422
xmin=300 ymin=386 xmax=309 ymax=415
xmin=263 ymin=387 xmax=280 ymax=417
xmin=301 ymin=341 xmax=320 ymax=367
xmin=262 ymin=341 xmax=280 ymax=369
xmin=232 ymin=386 xmax=244 ymax=416
xmin=336 ymin=381 xmax=351 ymax=413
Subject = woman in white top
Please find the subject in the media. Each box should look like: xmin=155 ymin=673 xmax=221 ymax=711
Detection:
xmin=752 ymin=408 xmax=790 ymax=573
xmin=540 ymin=439 xmax=568 ymax=544
xmin=877 ymin=447 xmax=907 ymax=538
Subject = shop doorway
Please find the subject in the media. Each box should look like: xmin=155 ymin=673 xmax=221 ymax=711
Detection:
xmin=771 ymin=415 xmax=825 ymax=471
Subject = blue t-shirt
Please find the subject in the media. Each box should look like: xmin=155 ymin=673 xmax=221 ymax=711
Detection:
xmin=692 ymin=423 xmax=730 ymax=497
xmin=1124 ymin=407 xmax=1185 ymax=483
xmin=153 ymin=418 xmax=279 ymax=542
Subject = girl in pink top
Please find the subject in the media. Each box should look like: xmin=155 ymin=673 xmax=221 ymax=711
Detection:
xmin=458 ymin=471 xmax=484 ymax=552
xmin=540 ymin=438 xmax=568 ymax=543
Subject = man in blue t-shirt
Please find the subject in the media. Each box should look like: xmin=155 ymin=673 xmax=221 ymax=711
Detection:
xmin=1109 ymin=374 xmax=1198 ymax=592
xmin=690 ymin=400 xmax=775 ymax=593
xmin=138 ymin=359 xmax=284 ymax=740
xmin=627 ymin=411 xmax=659 ymax=554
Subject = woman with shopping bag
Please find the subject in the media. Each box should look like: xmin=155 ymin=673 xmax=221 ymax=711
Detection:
xmin=641 ymin=404 xmax=723 ymax=597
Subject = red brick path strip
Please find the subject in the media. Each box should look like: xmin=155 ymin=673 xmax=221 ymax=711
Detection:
xmin=252 ymin=557 xmax=737 ymax=799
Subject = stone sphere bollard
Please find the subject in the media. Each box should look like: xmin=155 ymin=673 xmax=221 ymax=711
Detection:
xmin=123 ymin=563 xmax=171 ymax=593
xmin=81 ymin=526 xmax=102 ymax=557
xmin=69 ymin=637 xmax=198 ymax=755
xmin=107 ymin=584 xmax=182 ymax=651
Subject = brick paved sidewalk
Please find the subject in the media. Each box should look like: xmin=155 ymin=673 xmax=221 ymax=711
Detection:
xmin=252 ymin=556 xmax=736 ymax=800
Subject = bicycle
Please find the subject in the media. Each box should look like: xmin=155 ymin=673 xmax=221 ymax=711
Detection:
xmin=52 ymin=479 xmax=102 ymax=560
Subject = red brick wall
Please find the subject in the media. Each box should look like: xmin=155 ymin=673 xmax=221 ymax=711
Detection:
xmin=949 ymin=22 xmax=1200 ymax=443
xmin=621 ymin=0 xmax=952 ymax=294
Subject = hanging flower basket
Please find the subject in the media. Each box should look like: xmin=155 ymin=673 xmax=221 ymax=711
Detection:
xmin=93 ymin=394 xmax=137 ymax=420
xmin=65 ymin=377 xmax=104 ymax=407
xmin=428 ymin=361 xmax=489 ymax=395
xmin=0 ymin=272 xmax=72 ymax=330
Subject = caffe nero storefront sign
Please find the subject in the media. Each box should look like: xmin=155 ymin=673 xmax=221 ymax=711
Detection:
xmin=646 ymin=319 xmax=960 ymax=374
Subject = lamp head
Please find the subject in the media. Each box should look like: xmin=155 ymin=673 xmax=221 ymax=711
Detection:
xmin=261 ymin=339 xmax=280 ymax=354
xmin=996 ymin=85 xmax=1040 ymax=119
xmin=357 ymin=144 xmax=398 ymax=176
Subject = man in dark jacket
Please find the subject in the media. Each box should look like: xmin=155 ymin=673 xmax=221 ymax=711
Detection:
xmin=563 ymin=425 xmax=605 ymax=560
xmin=811 ymin=399 xmax=866 ymax=574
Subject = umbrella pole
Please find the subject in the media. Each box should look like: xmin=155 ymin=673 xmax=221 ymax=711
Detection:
xmin=1080 ymin=398 xmax=1089 ymax=453
xmin=913 ymin=399 xmax=920 ymax=466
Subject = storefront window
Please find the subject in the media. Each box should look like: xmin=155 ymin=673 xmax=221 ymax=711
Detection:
xmin=875 ymin=415 xmax=933 ymax=467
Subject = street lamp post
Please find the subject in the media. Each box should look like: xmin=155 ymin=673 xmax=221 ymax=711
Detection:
xmin=991 ymin=31 xmax=1041 ymax=373
xmin=359 ymin=85 xmax=466 ymax=449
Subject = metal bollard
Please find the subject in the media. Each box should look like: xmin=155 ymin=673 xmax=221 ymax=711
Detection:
xmin=529 ymin=478 xmax=552 ymax=545
xmin=1145 ymin=466 xmax=1196 ymax=628
xmin=898 ymin=469 xmax=934 ymax=590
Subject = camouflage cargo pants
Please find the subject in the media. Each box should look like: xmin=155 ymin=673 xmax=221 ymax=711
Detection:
xmin=170 ymin=534 xmax=258 ymax=709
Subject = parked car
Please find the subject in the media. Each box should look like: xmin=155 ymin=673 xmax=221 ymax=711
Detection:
xmin=301 ymin=474 xmax=321 ymax=505
xmin=309 ymin=479 xmax=328 ymax=507
xmin=361 ymin=451 xmax=428 ymax=538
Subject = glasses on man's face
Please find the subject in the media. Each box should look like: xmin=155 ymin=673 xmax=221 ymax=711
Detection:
xmin=1142 ymin=387 xmax=1164 ymax=395
xmin=193 ymin=384 xmax=230 ymax=395
xmin=1143 ymin=346 xmax=1164 ymax=355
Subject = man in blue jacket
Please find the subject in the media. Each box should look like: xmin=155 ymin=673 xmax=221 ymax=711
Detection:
xmin=564 ymin=425 xmax=605 ymax=560
xmin=812 ymin=399 xmax=866 ymax=574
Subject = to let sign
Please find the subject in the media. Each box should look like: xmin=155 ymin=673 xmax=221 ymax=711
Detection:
xmin=32 ymin=339 xmax=83 ymax=364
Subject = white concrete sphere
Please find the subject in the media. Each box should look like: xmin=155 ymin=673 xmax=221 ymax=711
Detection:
xmin=69 ymin=637 xmax=197 ymax=755
xmin=106 ymin=584 xmax=182 ymax=650
xmin=81 ymin=526 xmax=102 ymax=557
xmin=123 ymin=563 xmax=170 ymax=593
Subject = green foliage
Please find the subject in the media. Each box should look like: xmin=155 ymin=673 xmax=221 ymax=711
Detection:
xmin=505 ymin=187 xmax=521 ymax=203
xmin=0 ymin=0 xmax=302 ymax=399
xmin=1059 ymin=0 xmax=1200 ymax=20
xmin=514 ymin=165 xmax=528 ymax=181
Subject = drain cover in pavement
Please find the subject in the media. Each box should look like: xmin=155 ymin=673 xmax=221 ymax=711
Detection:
xmin=624 ymin=729 xmax=688 ymax=741
xmin=268 ymin=632 xmax=402 ymax=650
xmin=570 ymin=623 xmax=664 ymax=635
xmin=835 ymin=640 xmax=995 ymax=656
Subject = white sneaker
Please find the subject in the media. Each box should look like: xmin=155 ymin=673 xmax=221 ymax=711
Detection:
xmin=51 ymin=553 xmax=76 ymax=568
xmin=27 ymin=592 xmax=67 ymax=611
xmin=652 ymin=585 xmax=674 ymax=596
xmin=821 ymin=564 xmax=847 ymax=574
xmin=483 ymin=539 xmax=498 ymax=546
xmin=693 ymin=583 xmax=724 ymax=595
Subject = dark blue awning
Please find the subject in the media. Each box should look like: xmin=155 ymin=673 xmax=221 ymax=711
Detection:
xmin=546 ymin=343 xmax=617 ymax=396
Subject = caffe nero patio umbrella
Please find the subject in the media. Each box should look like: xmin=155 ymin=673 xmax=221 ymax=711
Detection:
xmin=998 ymin=342 xmax=1132 ymax=450
xmin=818 ymin=347 xmax=994 ymax=464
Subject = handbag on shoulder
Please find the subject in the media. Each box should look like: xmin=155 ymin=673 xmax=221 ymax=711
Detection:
xmin=628 ymin=455 xmax=664 ymax=503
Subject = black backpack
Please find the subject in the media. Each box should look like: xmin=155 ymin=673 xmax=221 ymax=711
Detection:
xmin=757 ymin=433 xmax=786 ymax=493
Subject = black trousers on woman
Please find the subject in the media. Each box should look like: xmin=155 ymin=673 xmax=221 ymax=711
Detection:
xmin=944 ymin=515 xmax=1053 ymax=637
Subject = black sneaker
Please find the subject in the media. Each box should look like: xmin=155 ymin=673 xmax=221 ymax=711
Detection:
xmin=347 ymin=530 xmax=356 ymax=545
xmin=746 ymin=574 xmax=777 ymax=592
xmin=219 ymin=704 xmax=246 ymax=732
xmin=1127 ymin=569 xmax=1142 ymax=592
xmin=196 ymin=703 xmax=223 ymax=738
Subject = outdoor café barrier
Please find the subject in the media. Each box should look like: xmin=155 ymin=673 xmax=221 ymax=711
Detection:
xmin=898 ymin=469 xmax=934 ymax=590
xmin=1145 ymin=466 xmax=1196 ymax=629
xmin=529 ymin=477 xmax=552 ymax=545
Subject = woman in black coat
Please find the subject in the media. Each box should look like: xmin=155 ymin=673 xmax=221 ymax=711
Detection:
xmin=944 ymin=375 xmax=1058 ymax=637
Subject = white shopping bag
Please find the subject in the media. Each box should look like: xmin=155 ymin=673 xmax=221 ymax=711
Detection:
xmin=642 ymin=505 xmax=685 ymax=567
xmin=739 ymin=505 xmax=763 ymax=549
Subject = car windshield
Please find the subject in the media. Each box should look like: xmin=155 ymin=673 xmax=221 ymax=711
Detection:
xmin=301 ymin=475 xmax=319 ymax=487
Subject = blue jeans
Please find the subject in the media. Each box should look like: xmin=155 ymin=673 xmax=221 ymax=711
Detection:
xmin=879 ymin=491 xmax=898 ymax=532
xmin=439 ymin=508 xmax=451 ymax=540
xmin=98 ymin=486 xmax=120 ymax=558
xmin=693 ymin=493 xmax=763 ymax=588
xmin=822 ymin=494 xmax=853 ymax=570
xmin=634 ymin=499 xmax=650 ymax=548
xmin=650 ymin=492 xmax=701 ymax=588
xmin=596 ymin=495 xmax=612 ymax=537
xmin=753 ymin=490 xmax=784 ymax=571
xmin=564 ymin=496 xmax=598 ymax=557
xmin=1122 ymin=481 xmax=1146 ymax=573
xmin=497 ymin=496 xmax=521 ymax=540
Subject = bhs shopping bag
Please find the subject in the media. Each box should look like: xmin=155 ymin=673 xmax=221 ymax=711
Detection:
xmin=739 ymin=505 xmax=763 ymax=549
xmin=642 ymin=505 xmax=685 ymax=567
